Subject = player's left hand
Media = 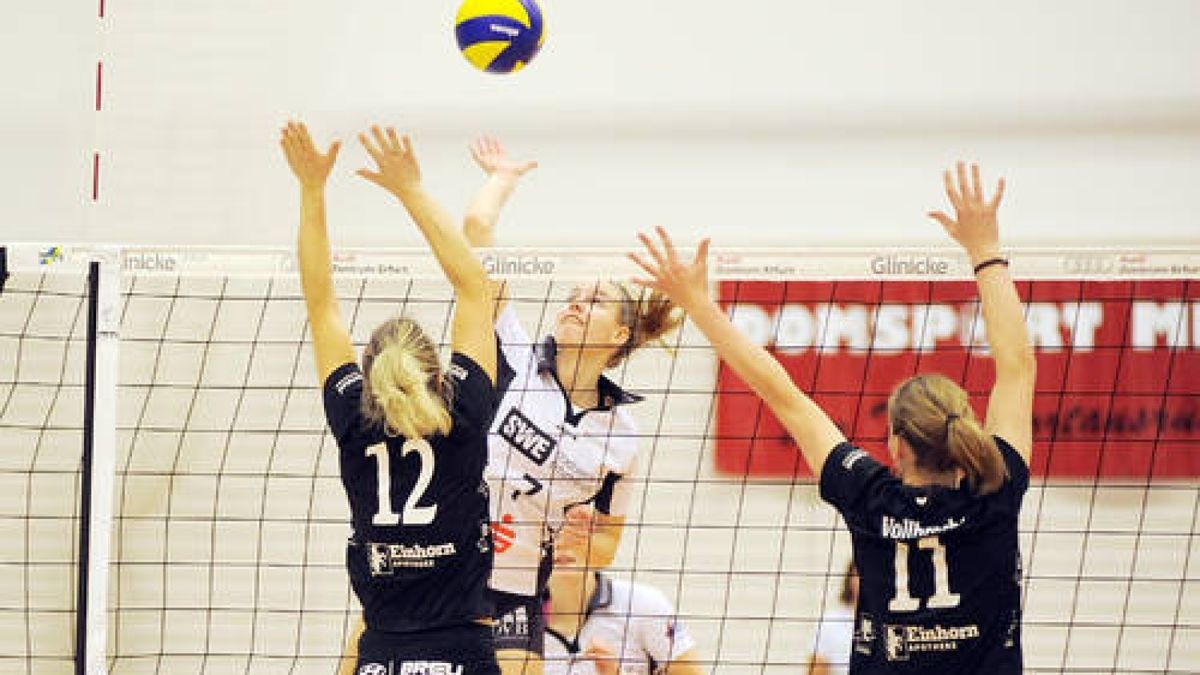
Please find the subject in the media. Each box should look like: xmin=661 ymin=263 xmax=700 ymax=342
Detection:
xmin=356 ymin=125 xmax=422 ymax=197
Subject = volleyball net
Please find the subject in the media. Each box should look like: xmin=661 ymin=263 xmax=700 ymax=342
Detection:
xmin=1 ymin=244 xmax=1197 ymax=674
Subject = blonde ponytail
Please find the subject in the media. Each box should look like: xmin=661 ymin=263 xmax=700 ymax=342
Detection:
xmin=361 ymin=318 xmax=451 ymax=439
xmin=888 ymin=374 xmax=1007 ymax=495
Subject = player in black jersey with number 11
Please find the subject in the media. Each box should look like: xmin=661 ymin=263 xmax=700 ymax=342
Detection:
xmin=632 ymin=163 xmax=1035 ymax=674
xmin=281 ymin=121 xmax=501 ymax=674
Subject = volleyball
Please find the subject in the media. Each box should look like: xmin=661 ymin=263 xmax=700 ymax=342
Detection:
xmin=455 ymin=0 xmax=545 ymax=74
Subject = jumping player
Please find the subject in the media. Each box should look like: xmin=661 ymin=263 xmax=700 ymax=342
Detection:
xmin=630 ymin=163 xmax=1035 ymax=674
xmin=467 ymin=136 xmax=685 ymax=674
xmin=281 ymin=121 xmax=500 ymax=674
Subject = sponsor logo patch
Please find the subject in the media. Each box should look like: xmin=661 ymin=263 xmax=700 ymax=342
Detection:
xmin=884 ymin=623 xmax=981 ymax=661
xmin=498 ymin=408 xmax=556 ymax=465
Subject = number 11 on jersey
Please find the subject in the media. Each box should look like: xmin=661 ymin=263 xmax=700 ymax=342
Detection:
xmin=889 ymin=535 xmax=961 ymax=612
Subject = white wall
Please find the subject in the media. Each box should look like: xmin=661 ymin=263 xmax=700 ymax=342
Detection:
xmin=2 ymin=1 xmax=1198 ymax=248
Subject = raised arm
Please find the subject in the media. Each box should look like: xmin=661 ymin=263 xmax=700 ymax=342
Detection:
xmin=279 ymin=121 xmax=355 ymax=383
xmin=463 ymin=135 xmax=537 ymax=248
xmin=356 ymin=125 xmax=495 ymax=383
xmin=463 ymin=136 xmax=537 ymax=316
xmin=929 ymin=163 xmax=1035 ymax=462
xmin=629 ymin=227 xmax=847 ymax=476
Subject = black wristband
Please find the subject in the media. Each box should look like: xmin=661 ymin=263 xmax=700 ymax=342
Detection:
xmin=973 ymin=257 xmax=1009 ymax=274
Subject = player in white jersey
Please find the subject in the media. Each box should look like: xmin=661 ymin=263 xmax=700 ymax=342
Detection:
xmin=467 ymin=137 xmax=685 ymax=674
xmin=542 ymin=533 xmax=703 ymax=675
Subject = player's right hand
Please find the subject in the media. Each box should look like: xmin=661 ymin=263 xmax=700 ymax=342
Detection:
xmin=629 ymin=226 xmax=712 ymax=313
xmin=470 ymin=135 xmax=538 ymax=178
xmin=356 ymin=125 xmax=422 ymax=198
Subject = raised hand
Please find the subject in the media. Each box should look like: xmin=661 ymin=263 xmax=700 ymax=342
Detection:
xmin=470 ymin=135 xmax=538 ymax=177
xmin=928 ymin=162 xmax=1006 ymax=265
xmin=628 ymin=226 xmax=712 ymax=312
xmin=279 ymin=121 xmax=341 ymax=189
xmin=356 ymin=125 xmax=422 ymax=197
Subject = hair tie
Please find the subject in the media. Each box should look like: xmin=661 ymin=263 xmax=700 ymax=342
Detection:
xmin=945 ymin=413 xmax=960 ymax=433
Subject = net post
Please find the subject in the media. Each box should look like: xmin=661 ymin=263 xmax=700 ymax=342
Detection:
xmin=76 ymin=255 xmax=120 ymax=675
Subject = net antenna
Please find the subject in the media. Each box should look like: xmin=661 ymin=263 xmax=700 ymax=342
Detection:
xmin=76 ymin=256 xmax=120 ymax=675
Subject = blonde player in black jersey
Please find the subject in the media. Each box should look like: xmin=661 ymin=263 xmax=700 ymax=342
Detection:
xmin=281 ymin=121 xmax=501 ymax=675
xmin=630 ymin=164 xmax=1035 ymax=674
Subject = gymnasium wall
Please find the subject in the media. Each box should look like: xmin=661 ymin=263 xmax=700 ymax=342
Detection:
xmin=3 ymin=1 xmax=1198 ymax=248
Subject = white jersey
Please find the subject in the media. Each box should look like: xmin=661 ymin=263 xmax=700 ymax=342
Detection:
xmin=544 ymin=575 xmax=697 ymax=675
xmin=811 ymin=604 xmax=854 ymax=675
xmin=487 ymin=306 xmax=642 ymax=596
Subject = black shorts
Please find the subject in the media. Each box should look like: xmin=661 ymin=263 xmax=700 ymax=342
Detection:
xmin=355 ymin=623 xmax=499 ymax=675
xmin=487 ymin=544 xmax=552 ymax=656
xmin=488 ymin=588 xmax=546 ymax=656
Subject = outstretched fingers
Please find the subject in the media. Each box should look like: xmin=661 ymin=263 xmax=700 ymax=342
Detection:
xmin=987 ymin=177 xmax=1007 ymax=212
xmin=654 ymin=226 xmax=681 ymax=266
xmin=637 ymin=232 xmax=669 ymax=271
xmin=942 ymin=169 xmax=963 ymax=212
xmin=927 ymin=210 xmax=955 ymax=233
xmin=369 ymin=124 xmax=389 ymax=154
xmin=384 ymin=126 xmax=401 ymax=152
xmin=627 ymin=250 xmax=659 ymax=279
xmin=324 ymin=139 xmax=342 ymax=164
xmin=358 ymin=131 xmax=382 ymax=163
xmin=694 ymin=237 xmax=711 ymax=266
xmin=970 ymin=163 xmax=984 ymax=203
xmin=956 ymin=161 xmax=970 ymax=204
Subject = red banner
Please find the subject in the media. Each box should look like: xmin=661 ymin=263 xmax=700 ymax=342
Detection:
xmin=715 ymin=280 xmax=1199 ymax=479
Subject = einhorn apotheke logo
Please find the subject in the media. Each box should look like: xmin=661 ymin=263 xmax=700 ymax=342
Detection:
xmin=869 ymin=254 xmax=953 ymax=276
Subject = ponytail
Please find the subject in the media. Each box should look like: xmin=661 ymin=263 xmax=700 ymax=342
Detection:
xmin=889 ymin=374 xmax=1007 ymax=495
xmin=944 ymin=412 xmax=1006 ymax=495
xmin=361 ymin=318 xmax=452 ymax=439
xmin=608 ymin=285 xmax=686 ymax=368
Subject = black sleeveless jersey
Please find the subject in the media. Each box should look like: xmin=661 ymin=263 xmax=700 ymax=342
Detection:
xmin=323 ymin=352 xmax=498 ymax=633
xmin=820 ymin=436 xmax=1029 ymax=674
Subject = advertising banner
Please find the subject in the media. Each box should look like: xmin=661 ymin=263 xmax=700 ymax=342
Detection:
xmin=716 ymin=280 xmax=1199 ymax=479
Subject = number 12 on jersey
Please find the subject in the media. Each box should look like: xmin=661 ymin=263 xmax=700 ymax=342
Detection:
xmin=889 ymin=535 xmax=961 ymax=612
xmin=367 ymin=440 xmax=437 ymax=526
